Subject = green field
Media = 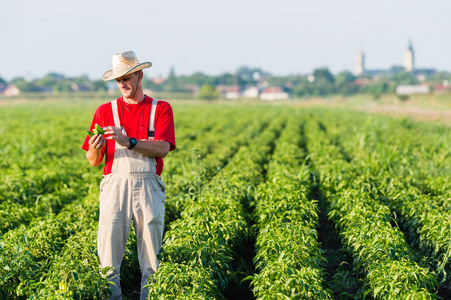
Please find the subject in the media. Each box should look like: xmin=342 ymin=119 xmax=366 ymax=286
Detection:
xmin=1 ymin=96 xmax=451 ymax=299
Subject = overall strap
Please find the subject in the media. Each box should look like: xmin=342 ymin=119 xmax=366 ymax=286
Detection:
xmin=111 ymin=100 xmax=120 ymax=127
xmin=148 ymin=99 xmax=158 ymax=138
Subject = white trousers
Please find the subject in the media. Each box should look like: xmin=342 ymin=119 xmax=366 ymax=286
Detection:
xmin=98 ymin=173 xmax=165 ymax=300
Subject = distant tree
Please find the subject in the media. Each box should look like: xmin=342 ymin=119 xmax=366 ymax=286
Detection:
xmin=363 ymin=81 xmax=388 ymax=97
xmin=73 ymin=75 xmax=90 ymax=86
xmin=11 ymin=77 xmax=40 ymax=92
xmin=53 ymin=82 xmax=73 ymax=93
xmin=236 ymin=66 xmax=270 ymax=81
xmin=267 ymin=76 xmax=289 ymax=87
xmin=389 ymin=65 xmax=405 ymax=74
xmin=236 ymin=66 xmax=254 ymax=79
xmin=293 ymin=81 xmax=314 ymax=98
xmin=314 ymin=80 xmax=336 ymax=96
xmin=398 ymin=94 xmax=409 ymax=101
xmin=335 ymin=71 xmax=355 ymax=86
xmin=310 ymin=68 xmax=336 ymax=96
xmin=312 ymin=68 xmax=334 ymax=96
xmin=198 ymin=84 xmax=218 ymax=100
xmin=164 ymin=67 xmax=179 ymax=92
xmin=423 ymin=71 xmax=451 ymax=85
xmin=179 ymin=72 xmax=215 ymax=87
xmin=91 ymin=80 xmax=108 ymax=92
xmin=290 ymin=75 xmax=308 ymax=87
xmin=141 ymin=76 xmax=163 ymax=91
xmin=313 ymin=68 xmax=335 ymax=83
xmin=386 ymin=82 xmax=397 ymax=94
xmin=0 ymin=77 xmax=6 ymax=91
xmin=391 ymin=71 xmax=417 ymax=85
xmin=216 ymin=73 xmax=238 ymax=86
xmin=335 ymin=71 xmax=357 ymax=96
xmin=36 ymin=74 xmax=60 ymax=90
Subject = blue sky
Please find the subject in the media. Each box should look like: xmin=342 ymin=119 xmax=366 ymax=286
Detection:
xmin=1 ymin=0 xmax=450 ymax=80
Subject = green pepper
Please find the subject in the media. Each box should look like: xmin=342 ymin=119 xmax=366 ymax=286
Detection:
xmin=86 ymin=124 xmax=104 ymax=137
xmin=94 ymin=124 xmax=105 ymax=135
xmin=86 ymin=130 xmax=95 ymax=138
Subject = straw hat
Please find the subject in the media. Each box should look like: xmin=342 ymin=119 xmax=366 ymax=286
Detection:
xmin=102 ymin=50 xmax=152 ymax=81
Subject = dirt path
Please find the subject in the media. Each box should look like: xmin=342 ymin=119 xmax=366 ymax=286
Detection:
xmin=357 ymin=105 xmax=451 ymax=126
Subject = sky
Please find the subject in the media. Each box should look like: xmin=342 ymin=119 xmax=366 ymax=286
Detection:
xmin=1 ymin=0 xmax=450 ymax=81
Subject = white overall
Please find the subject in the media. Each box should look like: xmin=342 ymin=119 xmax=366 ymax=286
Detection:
xmin=98 ymin=99 xmax=165 ymax=300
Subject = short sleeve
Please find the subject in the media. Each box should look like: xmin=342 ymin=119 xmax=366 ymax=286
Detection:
xmin=154 ymin=101 xmax=176 ymax=151
xmin=81 ymin=106 xmax=107 ymax=159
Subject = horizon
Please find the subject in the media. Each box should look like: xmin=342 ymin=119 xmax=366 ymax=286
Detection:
xmin=1 ymin=0 xmax=450 ymax=81
xmin=1 ymin=60 xmax=447 ymax=83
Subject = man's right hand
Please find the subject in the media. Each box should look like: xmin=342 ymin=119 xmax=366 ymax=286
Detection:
xmin=89 ymin=134 xmax=106 ymax=151
xmin=86 ymin=134 xmax=105 ymax=167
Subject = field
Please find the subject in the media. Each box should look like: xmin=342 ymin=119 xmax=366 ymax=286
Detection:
xmin=1 ymin=96 xmax=451 ymax=299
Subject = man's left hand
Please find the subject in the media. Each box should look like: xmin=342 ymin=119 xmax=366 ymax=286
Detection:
xmin=103 ymin=126 xmax=130 ymax=147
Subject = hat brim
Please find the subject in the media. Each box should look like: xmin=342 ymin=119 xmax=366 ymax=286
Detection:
xmin=102 ymin=62 xmax=152 ymax=81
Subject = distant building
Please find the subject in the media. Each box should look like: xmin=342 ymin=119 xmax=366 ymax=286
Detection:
xmin=216 ymin=85 xmax=241 ymax=99
xmin=404 ymin=39 xmax=415 ymax=72
xmin=71 ymin=83 xmax=90 ymax=92
xmin=243 ymin=86 xmax=259 ymax=98
xmin=396 ymin=84 xmax=429 ymax=95
xmin=2 ymin=84 xmax=20 ymax=96
xmin=353 ymin=78 xmax=373 ymax=86
xmin=355 ymin=44 xmax=365 ymax=76
xmin=259 ymin=87 xmax=289 ymax=100
xmin=151 ymin=77 xmax=166 ymax=85
xmin=434 ymin=81 xmax=451 ymax=93
xmin=353 ymin=38 xmax=435 ymax=77
xmin=434 ymin=85 xmax=451 ymax=93
xmin=180 ymin=84 xmax=199 ymax=94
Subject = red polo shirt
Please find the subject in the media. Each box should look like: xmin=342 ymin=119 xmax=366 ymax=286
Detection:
xmin=82 ymin=96 xmax=176 ymax=176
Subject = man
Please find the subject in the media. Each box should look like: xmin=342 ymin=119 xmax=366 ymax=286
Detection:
xmin=82 ymin=50 xmax=176 ymax=299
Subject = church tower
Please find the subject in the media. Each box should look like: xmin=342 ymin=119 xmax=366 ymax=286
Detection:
xmin=355 ymin=43 xmax=365 ymax=76
xmin=404 ymin=39 xmax=415 ymax=72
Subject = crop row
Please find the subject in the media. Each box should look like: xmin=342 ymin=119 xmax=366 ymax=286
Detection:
xmin=0 ymin=104 xmax=207 ymax=298
xmin=323 ymin=111 xmax=451 ymax=284
xmin=145 ymin=115 xmax=285 ymax=298
xmin=3 ymin=102 xmax=451 ymax=299
xmin=164 ymin=110 xmax=272 ymax=224
xmin=0 ymin=183 xmax=102 ymax=298
xmin=115 ymin=108 xmax=273 ymax=298
xmin=161 ymin=107 xmax=253 ymax=225
xmin=1 ymin=106 xmax=270 ymax=298
xmin=1 ymin=105 xmax=283 ymax=299
xmin=250 ymin=116 xmax=333 ymax=299
xmin=304 ymin=111 xmax=439 ymax=299
xmin=0 ymin=111 xmax=215 ymax=298
xmin=114 ymin=110 xmax=272 ymax=298
xmin=0 ymin=162 xmax=98 ymax=234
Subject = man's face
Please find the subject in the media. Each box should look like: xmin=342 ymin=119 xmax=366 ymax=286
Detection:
xmin=116 ymin=71 xmax=141 ymax=98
